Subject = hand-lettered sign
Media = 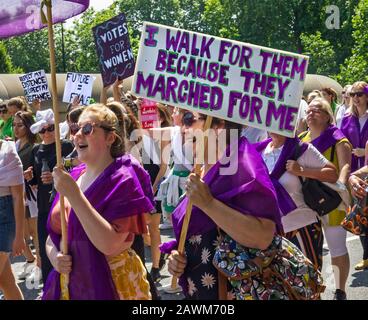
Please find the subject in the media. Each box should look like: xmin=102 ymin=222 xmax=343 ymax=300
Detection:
xmin=19 ymin=70 xmax=51 ymax=103
xmin=132 ymin=22 xmax=309 ymax=137
xmin=62 ymin=72 xmax=96 ymax=105
xmin=139 ymin=99 xmax=159 ymax=129
xmin=93 ymin=13 xmax=135 ymax=87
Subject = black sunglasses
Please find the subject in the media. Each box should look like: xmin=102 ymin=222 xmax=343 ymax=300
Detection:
xmin=39 ymin=124 xmax=55 ymax=134
xmin=69 ymin=122 xmax=114 ymax=136
xmin=350 ymin=92 xmax=366 ymax=98
xmin=182 ymin=112 xmax=206 ymax=127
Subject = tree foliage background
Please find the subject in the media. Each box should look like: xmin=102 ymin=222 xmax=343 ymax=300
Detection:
xmin=1 ymin=0 xmax=367 ymax=85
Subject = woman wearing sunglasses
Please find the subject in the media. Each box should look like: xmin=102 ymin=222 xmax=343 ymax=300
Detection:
xmin=25 ymin=109 xmax=74 ymax=284
xmin=340 ymin=81 xmax=368 ymax=173
xmin=165 ymin=116 xmax=283 ymax=300
xmin=42 ymin=105 xmax=153 ymax=300
xmin=300 ymin=98 xmax=351 ymax=300
xmin=340 ymin=81 xmax=368 ymax=272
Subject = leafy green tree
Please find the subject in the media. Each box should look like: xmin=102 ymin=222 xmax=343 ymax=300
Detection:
xmin=4 ymin=29 xmax=49 ymax=73
xmin=0 ymin=42 xmax=22 ymax=73
xmin=338 ymin=0 xmax=368 ymax=84
xmin=300 ymin=32 xmax=337 ymax=75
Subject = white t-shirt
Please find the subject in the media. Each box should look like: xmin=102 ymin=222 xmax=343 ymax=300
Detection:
xmin=261 ymin=143 xmax=328 ymax=233
xmin=359 ymin=112 xmax=368 ymax=132
xmin=335 ymin=104 xmax=348 ymax=129
xmin=0 ymin=140 xmax=24 ymax=197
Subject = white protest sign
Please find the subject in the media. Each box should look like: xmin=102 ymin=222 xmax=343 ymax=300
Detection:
xmin=132 ymin=23 xmax=309 ymax=137
xmin=19 ymin=70 xmax=51 ymax=103
xmin=62 ymin=72 xmax=96 ymax=105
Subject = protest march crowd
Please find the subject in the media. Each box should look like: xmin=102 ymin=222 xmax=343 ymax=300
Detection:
xmin=1 ymin=8 xmax=368 ymax=302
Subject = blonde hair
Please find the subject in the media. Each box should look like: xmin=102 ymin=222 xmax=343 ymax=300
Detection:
xmin=307 ymin=90 xmax=323 ymax=104
xmin=350 ymin=81 xmax=368 ymax=116
xmin=81 ymin=104 xmax=125 ymax=158
xmin=309 ymin=97 xmax=335 ymax=125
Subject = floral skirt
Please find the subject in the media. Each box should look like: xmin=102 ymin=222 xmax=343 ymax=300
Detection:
xmin=182 ymin=228 xmax=232 ymax=300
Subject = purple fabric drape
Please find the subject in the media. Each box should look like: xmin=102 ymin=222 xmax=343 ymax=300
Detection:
xmin=42 ymin=154 xmax=155 ymax=300
xmin=340 ymin=114 xmax=368 ymax=171
xmin=0 ymin=0 xmax=89 ymax=39
xmin=308 ymin=125 xmax=346 ymax=154
xmin=170 ymin=136 xmax=281 ymax=244
xmin=254 ymin=137 xmax=308 ymax=216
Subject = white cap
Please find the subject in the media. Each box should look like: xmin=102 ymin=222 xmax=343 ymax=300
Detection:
xmin=30 ymin=109 xmax=55 ymax=134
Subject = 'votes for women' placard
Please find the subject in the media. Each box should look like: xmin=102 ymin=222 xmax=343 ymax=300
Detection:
xmin=62 ymin=72 xmax=96 ymax=105
xmin=19 ymin=70 xmax=51 ymax=103
xmin=93 ymin=13 xmax=135 ymax=87
xmin=132 ymin=23 xmax=309 ymax=137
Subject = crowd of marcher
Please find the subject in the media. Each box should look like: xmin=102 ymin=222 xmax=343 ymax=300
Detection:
xmin=1 ymin=80 xmax=368 ymax=300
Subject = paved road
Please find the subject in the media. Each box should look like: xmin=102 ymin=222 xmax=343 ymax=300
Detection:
xmin=5 ymin=230 xmax=368 ymax=300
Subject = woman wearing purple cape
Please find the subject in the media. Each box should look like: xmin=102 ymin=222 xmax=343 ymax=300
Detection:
xmin=164 ymin=115 xmax=282 ymax=299
xmin=255 ymin=132 xmax=338 ymax=271
xmin=300 ymin=98 xmax=351 ymax=300
xmin=340 ymin=81 xmax=368 ymax=272
xmin=42 ymin=105 xmax=153 ymax=300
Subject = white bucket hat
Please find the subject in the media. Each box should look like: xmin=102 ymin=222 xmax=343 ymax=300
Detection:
xmin=30 ymin=109 xmax=55 ymax=134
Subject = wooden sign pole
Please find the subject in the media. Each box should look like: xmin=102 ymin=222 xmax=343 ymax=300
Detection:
xmin=171 ymin=116 xmax=213 ymax=288
xmin=45 ymin=1 xmax=69 ymax=299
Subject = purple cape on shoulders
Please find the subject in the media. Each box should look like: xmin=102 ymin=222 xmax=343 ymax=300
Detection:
xmin=307 ymin=125 xmax=346 ymax=154
xmin=164 ymin=137 xmax=281 ymax=249
xmin=42 ymin=155 xmax=154 ymax=300
xmin=340 ymin=114 xmax=368 ymax=171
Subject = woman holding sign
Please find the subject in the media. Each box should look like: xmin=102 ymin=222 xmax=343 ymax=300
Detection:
xmin=42 ymin=105 xmax=153 ymax=300
xmin=165 ymin=114 xmax=282 ymax=300
xmin=340 ymin=81 xmax=368 ymax=272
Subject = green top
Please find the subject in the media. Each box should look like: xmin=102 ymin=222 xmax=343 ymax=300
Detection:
xmin=0 ymin=117 xmax=14 ymax=140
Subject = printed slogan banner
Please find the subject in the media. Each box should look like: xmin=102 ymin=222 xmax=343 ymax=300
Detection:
xmin=62 ymin=72 xmax=96 ymax=105
xmin=139 ymin=99 xmax=159 ymax=129
xmin=19 ymin=70 xmax=51 ymax=103
xmin=93 ymin=13 xmax=135 ymax=87
xmin=132 ymin=23 xmax=309 ymax=137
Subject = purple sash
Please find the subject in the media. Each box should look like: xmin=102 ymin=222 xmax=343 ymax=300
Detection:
xmin=42 ymin=155 xmax=155 ymax=300
xmin=170 ymin=137 xmax=281 ymax=243
xmin=254 ymin=137 xmax=308 ymax=216
xmin=341 ymin=114 xmax=368 ymax=171
xmin=308 ymin=125 xmax=346 ymax=154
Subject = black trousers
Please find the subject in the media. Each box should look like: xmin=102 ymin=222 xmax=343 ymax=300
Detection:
xmin=37 ymin=211 xmax=53 ymax=283
xmin=360 ymin=236 xmax=368 ymax=260
xmin=132 ymin=234 xmax=160 ymax=300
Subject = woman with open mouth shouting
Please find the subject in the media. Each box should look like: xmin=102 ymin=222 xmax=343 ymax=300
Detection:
xmin=42 ymin=104 xmax=154 ymax=300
